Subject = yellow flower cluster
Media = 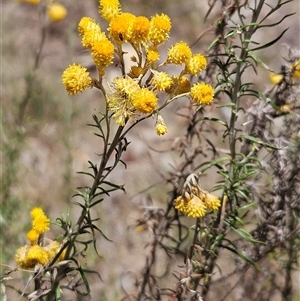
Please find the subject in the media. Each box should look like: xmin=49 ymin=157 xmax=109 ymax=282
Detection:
xmin=61 ymin=0 xmax=215 ymax=135
xmin=62 ymin=63 xmax=93 ymax=95
xmin=15 ymin=207 xmax=65 ymax=269
xmin=174 ymin=174 xmax=220 ymax=218
xmin=47 ymin=3 xmax=67 ymax=22
xmin=190 ymin=83 xmax=215 ymax=106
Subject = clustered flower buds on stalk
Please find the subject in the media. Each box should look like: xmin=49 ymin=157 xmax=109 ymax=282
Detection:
xmin=62 ymin=0 xmax=215 ymax=134
xmin=174 ymin=174 xmax=221 ymax=218
xmin=15 ymin=207 xmax=65 ymax=269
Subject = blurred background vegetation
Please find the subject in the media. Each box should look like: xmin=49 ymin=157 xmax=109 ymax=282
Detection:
xmin=1 ymin=0 xmax=299 ymax=300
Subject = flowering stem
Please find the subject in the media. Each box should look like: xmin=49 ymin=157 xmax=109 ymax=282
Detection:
xmin=66 ymin=102 xmax=125 ymax=258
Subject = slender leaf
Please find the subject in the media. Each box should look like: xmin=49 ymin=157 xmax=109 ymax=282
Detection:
xmin=251 ymin=28 xmax=288 ymax=51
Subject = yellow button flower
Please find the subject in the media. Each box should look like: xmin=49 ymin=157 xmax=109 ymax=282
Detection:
xmin=269 ymin=72 xmax=283 ymax=85
xmin=78 ymin=17 xmax=105 ymax=49
xmin=32 ymin=213 xmax=50 ymax=234
xmin=147 ymin=46 xmax=160 ymax=64
xmin=155 ymin=115 xmax=168 ymax=136
xmin=151 ymin=71 xmax=172 ymax=91
xmin=47 ymin=4 xmax=67 ymax=22
xmin=31 ymin=207 xmax=45 ymax=219
xmin=109 ymin=13 xmax=136 ymax=43
xmin=167 ymin=42 xmax=192 ymax=65
xmin=27 ymin=229 xmax=39 ymax=245
xmin=15 ymin=245 xmax=50 ymax=269
xmin=184 ymin=195 xmax=207 ymax=218
xmin=174 ymin=196 xmax=187 ymax=212
xmin=148 ymin=13 xmax=171 ymax=45
xmin=91 ymin=39 xmax=115 ymax=69
xmin=44 ymin=240 xmax=66 ymax=262
xmin=131 ymin=88 xmax=158 ymax=114
xmin=62 ymin=63 xmax=93 ymax=95
xmin=203 ymin=192 xmax=220 ymax=211
xmin=130 ymin=16 xmax=150 ymax=44
xmin=25 ymin=245 xmax=50 ymax=267
xmin=15 ymin=246 xmax=29 ymax=269
xmin=190 ymin=82 xmax=214 ymax=106
xmin=99 ymin=0 xmax=122 ymax=22
xmin=185 ymin=53 xmax=207 ymax=75
xmin=30 ymin=207 xmax=50 ymax=234
xmin=114 ymin=77 xmax=140 ymax=96
xmin=78 ymin=17 xmax=101 ymax=36
xmin=166 ymin=76 xmax=191 ymax=95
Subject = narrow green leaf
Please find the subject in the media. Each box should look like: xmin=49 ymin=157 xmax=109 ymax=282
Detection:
xmin=220 ymin=244 xmax=260 ymax=270
xmin=238 ymin=201 xmax=257 ymax=211
xmin=247 ymin=51 xmax=273 ymax=71
xmin=229 ymin=225 xmax=265 ymax=245
xmin=239 ymin=134 xmax=280 ymax=150
xmin=235 ymin=189 xmax=249 ymax=199
xmin=208 ymin=37 xmax=220 ymax=51
xmin=251 ymin=28 xmax=289 ymax=51
xmin=196 ymin=116 xmax=228 ymax=128
xmin=217 ymin=102 xmax=236 ymax=109
xmin=259 ymin=13 xmax=294 ymax=28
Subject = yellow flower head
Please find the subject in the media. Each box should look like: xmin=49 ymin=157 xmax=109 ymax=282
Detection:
xmin=78 ymin=17 xmax=105 ymax=48
xmin=99 ymin=0 xmax=122 ymax=22
xmin=31 ymin=207 xmax=45 ymax=219
xmin=185 ymin=54 xmax=207 ymax=75
xmin=269 ymin=72 xmax=283 ymax=85
xmin=107 ymin=77 xmax=140 ymax=126
xmin=146 ymin=46 xmax=160 ymax=64
xmin=185 ymin=195 xmax=207 ymax=218
xmin=109 ymin=13 xmax=136 ymax=43
xmin=151 ymin=70 xmax=172 ymax=91
xmin=174 ymin=196 xmax=187 ymax=213
xmin=148 ymin=13 xmax=171 ymax=45
xmin=15 ymin=246 xmax=29 ymax=269
xmin=78 ymin=17 xmax=101 ymax=36
xmin=91 ymin=39 xmax=115 ymax=70
xmin=114 ymin=76 xmax=140 ymax=96
xmin=130 ymin=16 xmax=150 ymax=44
xmin=44 ymin=241 xmax=66 ymax=262
xmin=177 ymin=76 xmax=191 ymax=94
xmin=25 ymin=245 xmax=50 ymax=267
xmin=155 ymin=115 xmax=168 ymax=136
xmin=15 ymin=245 xmax=50 ymax=269
xmin=27 ymin=229 xmax=39 ymax=244
xmin=203 ymin=192 xmax=220 ymax=211
xmin=47 ymin=4 xmax=67 ymax=22
xmin=32 ymin=212 xmax=50 ymax=234
xmin=292 ymin=60 xmax=300 ymax=80
xmin=30 ymin=207 xmax=50 ymax=234
xmin=82 ymin=31 xmax=108 ymax=49
xmin=167 ymin=41 xmax=192 ymax=65
xmin=62 ymin=63 xmax=93 ymax=95
xmin=131 ymin=88 xmax=158 ymax=114
xmin=166 ymin=76 xmax=191 ymax=95
xmin=190 ymin=82 xmax=214 ymax=106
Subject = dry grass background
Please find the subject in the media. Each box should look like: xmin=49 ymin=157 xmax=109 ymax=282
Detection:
xmin=1 ymin=0 xmax=300 ymax=300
